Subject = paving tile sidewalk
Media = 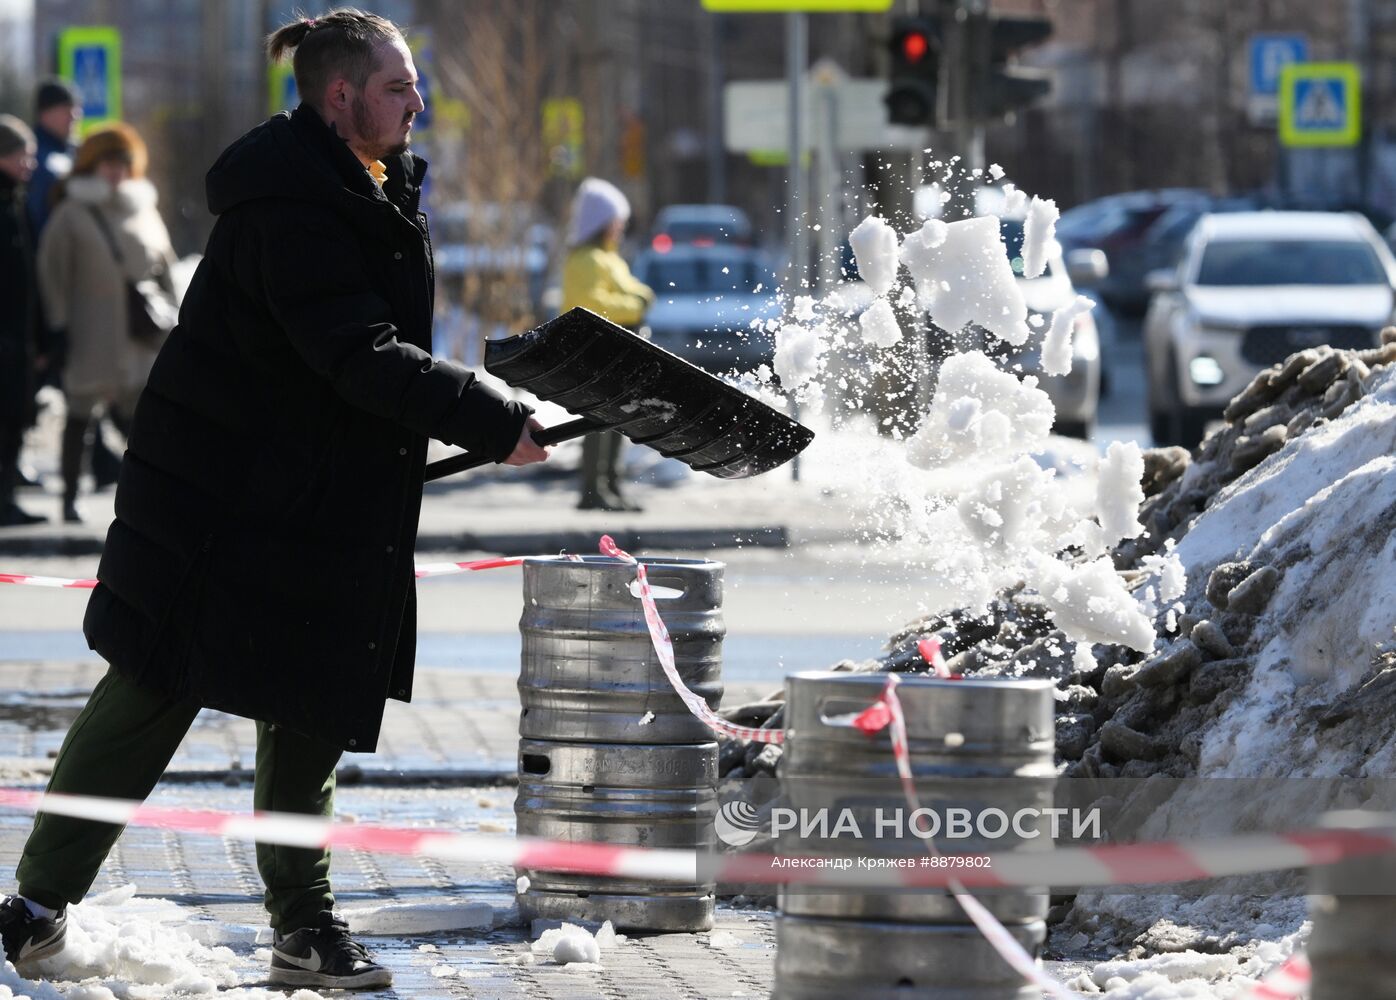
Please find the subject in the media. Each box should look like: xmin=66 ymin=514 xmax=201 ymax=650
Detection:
xmin=0 ymin=662 xmax=771 ymax=783
xmin=0 ymin=662 xmax=783 ymax=994
xmin=0 ymin=782 xmax=779 ymax=999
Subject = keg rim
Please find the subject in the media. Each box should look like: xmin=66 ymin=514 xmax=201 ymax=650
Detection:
xmin=784 ymin=669 xmax=1056 ymax=693
xmin=524 ymin=554 xmax=725 ymax=571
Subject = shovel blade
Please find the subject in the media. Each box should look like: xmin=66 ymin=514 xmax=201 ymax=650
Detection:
xmin=484 ymin=308 xmax=814 ymax=479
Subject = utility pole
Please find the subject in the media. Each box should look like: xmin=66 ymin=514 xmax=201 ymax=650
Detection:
xmin=786 ymin=11 xmax=808 ymax=481
xmin=786 ymin=11 xmax=809 ymax=284
xmin=705 ymin=12 xmax=727 ymax=204
xmin=1351 ymin=0 xmax=1372 ymax=205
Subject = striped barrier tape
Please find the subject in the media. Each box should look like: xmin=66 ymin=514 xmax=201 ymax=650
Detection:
xmin=1242 ymin=954 xmax=1311 ymax=1000
xmin=598 ymin=534 xmax=784 ymax=744
xmin=917 ymin=636 xmax=954 ymax=677
xmin=0 ymin=787 xmax=1393 ymax=892
xmin=0 ymin=555 xmax=575 ymax=591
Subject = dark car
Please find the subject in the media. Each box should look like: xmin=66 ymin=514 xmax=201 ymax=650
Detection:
xmin=633 ymin=245 xmax=780 ymax=375
xmin=649 ymin=204 xmax=755 ymax=252
xmin=1057 ymin=189 xmax=1207 ymax=314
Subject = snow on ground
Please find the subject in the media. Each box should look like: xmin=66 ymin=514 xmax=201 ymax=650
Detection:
xmin=5 ymin=886 xmax=325 ymax=1000
xmin=342 ymin=900 xmax=494 ymax=935
xmin=529 ymin=920 xmax=625 ymax=970
xmin=1065 ymin=924 xmax=1306 ymax=998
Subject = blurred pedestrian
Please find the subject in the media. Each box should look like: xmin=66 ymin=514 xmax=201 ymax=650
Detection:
xmin=27 ymin=79 xmax=78 ymax=236
xmin=0 ymin=8 xmax=548 ymax=989
xmin=0 ymin=115 xmax=46 ymax=526
xmin=36 ymin=122 xmax=178 ymax=524
xmin=30 ymin=80 xmax=123 ymax=490
xmin=563 ymin=176 xmax=654 ymax=511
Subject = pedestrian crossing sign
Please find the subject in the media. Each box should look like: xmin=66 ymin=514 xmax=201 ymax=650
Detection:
xmin=57 ymin=26 xmax=122 ymax=133
xmin=1279 ymin=62 xmax=1360 ymax=147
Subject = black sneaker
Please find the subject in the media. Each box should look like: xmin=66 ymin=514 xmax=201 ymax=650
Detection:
xmin=0 ymin=895 xmax=67 ymax=964
xmin=269 ymin=911 xmax=392 ymax=990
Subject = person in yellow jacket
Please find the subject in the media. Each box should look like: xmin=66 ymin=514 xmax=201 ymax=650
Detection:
xmin=562 ymin=177 xmax=654 ymax=511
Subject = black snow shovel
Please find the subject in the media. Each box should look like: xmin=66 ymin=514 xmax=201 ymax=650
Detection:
xmin=424 ymin=307 xmax=814 ymax=483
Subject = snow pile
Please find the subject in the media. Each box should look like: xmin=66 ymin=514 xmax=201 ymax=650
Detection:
xmin=6 ymin=885 xmax=325 ymax=999
xmin=1065 ymin=924 xmax=1307 ymax=998
xmin=529 ymin=920 xmax=625 ymax=969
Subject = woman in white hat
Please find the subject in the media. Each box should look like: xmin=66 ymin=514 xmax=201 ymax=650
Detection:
xmin=561 ymin=177 xmax=654 ymax=511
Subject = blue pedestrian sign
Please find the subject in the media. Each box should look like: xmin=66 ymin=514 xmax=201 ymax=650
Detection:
xmin=57 ymin=27 xmax=122 ymax=132
xmin=1279 ymin=62 xmax=1361 ymax=148
xmin=1250 ymin=34 xmax=1307 ymax=97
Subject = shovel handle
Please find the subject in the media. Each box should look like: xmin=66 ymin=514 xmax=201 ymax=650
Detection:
xmin=423 ymin=417 xmax=604 ymax=483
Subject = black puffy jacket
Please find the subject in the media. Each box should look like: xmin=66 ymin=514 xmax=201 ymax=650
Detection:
xmin=83 ymin=104 xmax=531 ymax=751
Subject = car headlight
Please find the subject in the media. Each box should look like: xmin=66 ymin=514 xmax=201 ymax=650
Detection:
xmin=1188 ymin=356 xmax=1226 ymax=386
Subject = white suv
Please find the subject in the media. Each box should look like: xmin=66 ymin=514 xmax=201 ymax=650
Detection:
xmin=1143 ymin=211 xmax=1396 ymax=447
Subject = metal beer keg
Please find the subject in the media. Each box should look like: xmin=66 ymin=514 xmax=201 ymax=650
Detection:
xmin=518 ymin=555 xmax=725 ymax=745
xmin=773 ymin=671 xmax=1056 ymax=999
xmin=514 ymin=738 xmax=718 ymax=931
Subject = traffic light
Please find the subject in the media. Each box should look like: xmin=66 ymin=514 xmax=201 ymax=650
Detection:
xmin=985 ymin=15 xmax=1052 ymax=120
xmin=885 ymin=17 xmax=940 ymax=127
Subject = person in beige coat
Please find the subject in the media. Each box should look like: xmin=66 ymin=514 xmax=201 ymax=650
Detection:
xmin=37 ymin=123 xmax=176 ymax=523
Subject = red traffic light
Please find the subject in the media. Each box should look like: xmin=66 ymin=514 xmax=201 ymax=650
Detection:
xmin=901 ymin=31 xmax=930 ymax=63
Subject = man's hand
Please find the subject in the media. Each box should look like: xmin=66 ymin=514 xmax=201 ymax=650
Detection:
xmin=503 ymin=416 xmax=551 ymax=466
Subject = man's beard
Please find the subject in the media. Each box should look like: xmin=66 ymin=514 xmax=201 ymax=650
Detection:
xmin=351 ymin=97 xmax=411 ymax=159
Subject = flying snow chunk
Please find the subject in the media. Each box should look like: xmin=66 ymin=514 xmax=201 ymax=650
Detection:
xmin=956 ymin=455 xmax=1058 ymax=551
xmin=1096 ymin=440 xmax=1146 ymax=545
xmin=906 ymin=351 xmax=1055 ymax=469
xmin=1036 ymin=558 xmax=1158 ymax=653
xmin=1041 ymin=294 xmax=1094 ymax=376
xmin=1021 ymin=195 xmax=1060 ymax=279
xmin=1001 ymin=183 xmax=1028 ymax=216
xmin=900 ymin=216 xmax=1031 ymax=347
xmin=859 ymin=298 xmax=903 ymax=349
xmin=849 ymin=215 xmax=901 ymax=296
xmin=989 ymin=162 xmax=1006 ymax=180
xmin=773 ymin=324 xmax=825 ymax=388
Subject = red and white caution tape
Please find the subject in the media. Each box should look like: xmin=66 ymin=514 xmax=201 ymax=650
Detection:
xmin=1241 ymin=954 xmax=1311 ymax=1000
xmin=852 ymin=674 xmax=1080 ymax=1000
xmin=1 ymin=556 xmax=560 ymax=591
xmin=599 ymin=535 xmax=783 ymax=745
xmin=412 ymin=556 xmax=526 ymax=578
xmin=0 ymin=572 xmax=97 ymax=589
xmin=917 ymin=636 xmax=956 ymax=678
xmin=0 ymin=787 xmax=1394 ymax=892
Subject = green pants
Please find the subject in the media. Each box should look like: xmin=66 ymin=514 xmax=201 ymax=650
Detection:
xmin=16 ymin=668 xmax=341 ymax=931
xmin=579 ymin=429 xmax=627 ymax=505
